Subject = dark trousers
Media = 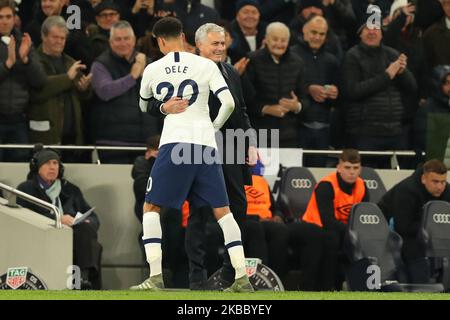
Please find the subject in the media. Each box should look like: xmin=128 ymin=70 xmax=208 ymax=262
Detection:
xmin=72 ymin=223 xmax=102 ymax=289
xmin=288 ymin=222 xmax=340 ymax=291
xmin=185 ymin=163 xmax=248 ymax=286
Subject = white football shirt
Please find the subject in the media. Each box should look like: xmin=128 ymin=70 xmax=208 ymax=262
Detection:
xmin=140 ymin=51 xmax=232 ymax=149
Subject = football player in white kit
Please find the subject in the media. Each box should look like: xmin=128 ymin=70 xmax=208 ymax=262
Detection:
xmin=130 ymin=17 xmax=253 ymax=292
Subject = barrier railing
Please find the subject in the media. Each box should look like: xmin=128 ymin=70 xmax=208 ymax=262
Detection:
xmin=0 ymin=144 xmax=422 ymax=169
xmin=0 ymin=181 xmax=62 ymax=228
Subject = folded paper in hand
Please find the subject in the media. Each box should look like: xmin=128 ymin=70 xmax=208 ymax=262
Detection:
xmin=73 ymin=207 xmax=95 ymax=226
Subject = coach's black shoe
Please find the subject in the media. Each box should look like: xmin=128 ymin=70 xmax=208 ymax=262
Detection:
xmin=223 ymin=275 xmax=254 ymax=293
xmin=80 ymin=279 xmax=93 ymax=290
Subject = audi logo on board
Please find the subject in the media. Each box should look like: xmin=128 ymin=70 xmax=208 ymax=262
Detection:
xmin=359 ymin=215 xmax=380 ymax=224
xmin=432 ymin=214 xmax=450 ymax=224
xmin=364 ymin=180 xmax=379 ymax=190
xmin=291 ymin=179 xmax=312 ymax=189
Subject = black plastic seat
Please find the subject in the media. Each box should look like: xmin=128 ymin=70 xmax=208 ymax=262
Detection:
xmin=344 ymin=202 xmax=444 ymax=292
xmin=360 ymin=166 xmax=387 ymax=204
xmin=276 ymin=167 xmax=316 ymax=222
xmin=418 ymin=201 xmax=450 ymax=291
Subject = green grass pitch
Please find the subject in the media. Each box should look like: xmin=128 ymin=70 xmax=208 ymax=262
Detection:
xmin=1 ymin=290 xmax=450 ymax=300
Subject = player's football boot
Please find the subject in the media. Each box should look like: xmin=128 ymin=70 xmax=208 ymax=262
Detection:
xmin=130 ymin=274 xmax=165 ymax=291
xmin=223 ymin=275 xmax=254 ymax=293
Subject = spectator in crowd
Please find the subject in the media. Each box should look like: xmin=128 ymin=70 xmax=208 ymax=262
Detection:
xmin=17 ymin=0 xmax=39 ymax=26
xmin=302 ymin=149 xmax=369 ymax=289
xmin=17 ymin=144 xmax=102 ymax=289
xmin=341 ymin=21 xmax=417 ymax=167
xmin=173 ymin=0 xmax=220 ymax=35
xmin=414 ymin=0 xmax=444 ymax=32
xmin=245 ymin=22 xmax=304 ymax=148
xmin=131 ymin=134 xmax=188 ymax=288
xmin=320 ymin=0 xmax=357 ymax=50
xmin=423 ymin=0 xmax=450 ymax=69
xmin=136 ymin=29 xmax=164 ymax=62
xmin=24 ymin=0 xmax=66 ymax=47
xmin=24 ymin=0 xmax=96 ymax=69
xmin=291 ymin=15 xmax=340 ymax=167
xmin=145 ymin=22 xmax=258 ymax=291
xmin=0 ymin=0 xmax=46 ymax=162
xmin=289 ymin=0 xmax=344 ymax=60
xmin=28 ymin=16 xmax=92 ymax=152
xmin=378 ymin=159 xmax=450 ymax=283
xmin=384 ymin=1 xmax=428 ymax=159
xmin=90 ymin=20 xmax=157 ymax=163
xmin=228 ymin=0 xmax=266 ymax=64
xmin=117 ymin=0 xmax=162 ymax=38
xmin=414 ymin=65 xmax=450 ymax=161
xmin=351 ymin=0 xmax=392 ymax=27
xmin=87 ymin=0 xmax=121 ymax=60
xmin=256 ymin=0 xmax=297 ymax=25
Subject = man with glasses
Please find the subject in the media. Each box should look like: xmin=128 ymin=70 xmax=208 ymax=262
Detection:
xmin=88 ymin=0 xmax=121 ymax=59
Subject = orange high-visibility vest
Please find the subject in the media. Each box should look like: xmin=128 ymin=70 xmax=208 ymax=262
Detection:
xmin=181 ymin=201 xmax=189 ymax=228
xmin=245 ymin=175 xmax=272 ymax=220
xmin=302 ymin=172 xmax=365 ymax=227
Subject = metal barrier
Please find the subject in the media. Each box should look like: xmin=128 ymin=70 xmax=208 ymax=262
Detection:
xmin=0 ymin=144 xmax=421 ymax=169
xmin=0 ymin=181 xmax=62 ymax=228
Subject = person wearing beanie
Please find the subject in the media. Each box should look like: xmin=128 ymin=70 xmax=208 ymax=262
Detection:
xmin=87 ymin=0 xmax=121 ymax=60
xmin=228 ymin=0 xmax=266 ymax=63
xmin=17 ymin=145 xmax=103 ymax=290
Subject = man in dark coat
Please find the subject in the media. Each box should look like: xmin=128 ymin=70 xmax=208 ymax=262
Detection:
xmin=17 ymin=145 xmax=102 ymax=289
xmin=378 ymin=159 xmax=450 ymax=283
xmin=341 ymin=22 xmax=417 ymax=167
xmin=245 ymin=21 xmax=304 ymax=148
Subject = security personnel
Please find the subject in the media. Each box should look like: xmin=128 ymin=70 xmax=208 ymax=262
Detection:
xmin=300 ymin=148 xmax=369 ymax=290
xmin=303 ymin=149 xmax=369 ymax=232
xmin=378 ymin=159 xmax=450 ymax=283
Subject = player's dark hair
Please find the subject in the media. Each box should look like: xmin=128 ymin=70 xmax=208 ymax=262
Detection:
xmin=152 ymin=17 xmax=183 ymax=39
xmin=423 ymin=159 xmax=447 ymax=175
xmin=340 ymin=149 xmax=361 ymax=164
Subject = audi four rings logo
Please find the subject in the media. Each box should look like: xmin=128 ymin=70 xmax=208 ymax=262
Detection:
xmin=432 ymin=214 xmax=450 ymax=224
xmin=359 ymin=215 xmax=380 ymax=224
xmin=291 ymin=179 xmax=312 ymax=189
xmin=364 ymin=180 xmax=379 ymax=190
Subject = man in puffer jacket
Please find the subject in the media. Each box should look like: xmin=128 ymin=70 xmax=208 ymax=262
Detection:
xmin=0 ymin=0 xmax=46 ymax=161
xmin=341 ymin=21 xmax=416 ymax=167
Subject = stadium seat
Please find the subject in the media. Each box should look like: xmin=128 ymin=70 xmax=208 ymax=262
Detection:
xmin=275 ymin=167 xmax=316 ymax=222
xmin=360 ymin=166 xmax=387 ymax=203
xmin=344 ymin=202 xmax=444 ymax=292
xmin=418 ymin=201 xmax=450 ymax=291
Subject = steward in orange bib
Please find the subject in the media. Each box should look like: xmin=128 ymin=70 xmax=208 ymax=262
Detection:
xmin=244 ymin=161 xmax=289 ymax=280
xmin=297 ymin=149 xmax=368 ymax=290
xmin=303 ymin=149 xmax=369 ymax=233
